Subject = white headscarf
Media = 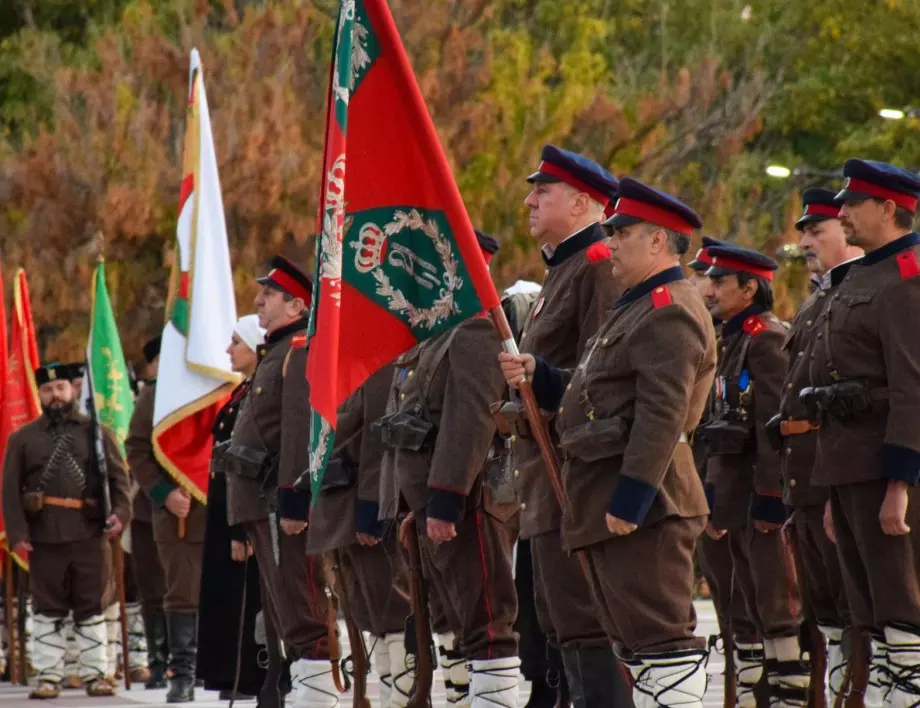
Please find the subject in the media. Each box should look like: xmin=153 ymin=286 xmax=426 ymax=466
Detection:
xmin=234 ymin=315 xmax=266 ymax=353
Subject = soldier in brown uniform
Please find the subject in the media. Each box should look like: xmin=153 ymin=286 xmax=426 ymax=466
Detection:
xmin=508 ymin=145 xmax=628 ymax=707
xmin=378 ymin=232 xmax=521 ymax=707
xmin=126 ymin=338 xmax=168 ymax=690
xmin=304 ymin=365 xmax=411 ymax=706
xmin=778 ymin=189 xmax=862 ymax=704
xmin=1 ymin=363 xmax=131 ymax=699
xmin=126 ymin=339 xmax=207 ymax=703
xmin=687 ymin=242 xmax=760 ymax=702
xmin=804 ymin=160 xmax=920 ymax=708
xmin=501 ymin=178 xmax=716 ymax=708
xmin=226 ymin=256 xmax=333 ymax=707
xmin=701 ymin=244 xmax=806 ymax=707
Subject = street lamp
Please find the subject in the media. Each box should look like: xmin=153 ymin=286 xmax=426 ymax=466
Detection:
xmin=879 ymin=107 xmax=920 ymax=120
xmin=766 ymin=165 xmax=792 ymax=178
xmin=764 ymin=165 xmax=841 ymax=180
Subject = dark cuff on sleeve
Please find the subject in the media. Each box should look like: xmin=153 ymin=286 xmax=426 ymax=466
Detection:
xmin=356 ymin=499 xmax=382 ymax=537
xmin=883 ymin=444 xmax=920 ymax=485
xmin=228 ymin=523 xmax=248 ymax=543
xmin=149 ymin=480 xmax=177 ymax=508
xmin=607 ymin=476 xmax=658 ymax=526
xmin=750 ymin=494 xmax=787 ymax=524
xmin=704 ymin=484 xmax=715 ymax=519
xmin=278 ymin=486 xmax=311 ymax=521
xmin=531 ymin=356 xmax=565 ymax=411
xmin=427 ymin=488 xmax=466 ymax=523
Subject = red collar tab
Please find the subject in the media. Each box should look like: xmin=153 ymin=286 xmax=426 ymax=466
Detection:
xmin=290 ymin=334 xmax=307 ymax=349
xmin=586 ymin=241 xmax=611 ymax=263
xmin=897 ymin=250 xmax=920 ymax=279
xmin=844 ymin=177 xmax=919 ymax=212
xmin=742 ymin=315 xmax=766 ymax=336
xmin=614 ymin=197 xmax=695 ymax=235
xmin=537 ymin=161 xmax=611 ymax=206
xmin=650 ymin=285 xmax=672 ymax=309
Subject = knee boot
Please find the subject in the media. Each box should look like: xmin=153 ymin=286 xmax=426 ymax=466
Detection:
xmin=765 ymin=636 xmax=810 ymax=708
xmin=562 ymin=645 xmax=632 ymax=708
xmin=628 ymin=648 xmax=707 ymax=708
xmin=142 ymin=606 xmax=168 ymax=689
xmin=470 ymin=656 xmax=521 ymax=708
xmin=439 ymin=633 xmax=471 ymax=706
xmin=165 ymin=610 xmax=197 ymax=703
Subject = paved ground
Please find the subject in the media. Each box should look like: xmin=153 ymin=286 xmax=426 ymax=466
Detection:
xmin=0 ymin=601 xmax=726 ymax=707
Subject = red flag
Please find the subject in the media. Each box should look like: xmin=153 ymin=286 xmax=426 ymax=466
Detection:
xmin=0 ymin=269 xmax=41 ymax=570
xmin=304 ymin=0 xmax=500 ymax=494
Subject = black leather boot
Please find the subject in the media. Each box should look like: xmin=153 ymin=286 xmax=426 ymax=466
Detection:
xmin=165 ymin=611 xmax=197 ymax=703
xmin=562 ymin=645 xmax=634 ymax=708
xmin=524 ymin=675 xmax=560 ymax=708
xmin=142 ymin=606 xmax=168 ymax=690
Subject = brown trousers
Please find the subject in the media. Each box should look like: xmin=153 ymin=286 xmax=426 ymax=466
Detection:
xmin=728 ymin=524 xmax=800 ymax=639
xmin=338 ymin=528 xmax=410 ymax=637
xmin=585 ymin=516 xmax=706 ymax=654
xmin=31 ymin=537 xmax=107 ymax=623
xmin=830 ymin=480 xmax=920 ymax=632
xmin=245 ymin=518 xmax=330 ymax=659
xmin=156 ymin=541 xmax=203 ymax=611
xmin=131 ymin=520 xmax=166 ymax=614
xmin=698 ymin=532 xmax=759 ymax=642
xmin=793 ymin=505 xmax=849 ymax=629
xmin=532 ymin=530 xmax=608 ymax=648
xmin=418 ymin=510 xmax=518 ymax=660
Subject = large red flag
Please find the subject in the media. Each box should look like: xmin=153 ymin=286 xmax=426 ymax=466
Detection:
xmin=0 ymin=270 xmax=41 ymax=569
xmin=304 ymin=0 xmax=500 ymax=495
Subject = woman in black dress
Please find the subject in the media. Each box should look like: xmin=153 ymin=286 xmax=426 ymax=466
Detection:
xmin=197 ymin=316 xmax=266 ymax=699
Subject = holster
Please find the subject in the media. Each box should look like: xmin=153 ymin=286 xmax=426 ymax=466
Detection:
xmin=800 ymin=380 xmax=881 ymax=422
xmin=491 ymin=401 xmax=531 ymax=439
xmin=765 ymin=413 xmax=783 ymax=452
xmin=698 ymin=419 xmax=751 ymax=455
xmin=22 ymin=491 xmax=44 ymax=515
xmin=318 ymin=457 xmax=357 ymax=493
xmin=374 ymin=411 xmax=434 ymax=452
xmin=226 ymin=442 xmax=272 ymax=480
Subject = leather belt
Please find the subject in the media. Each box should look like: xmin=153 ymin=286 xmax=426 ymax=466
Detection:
xmin=43 ymin=496 xmax=84 ymax=510
xmin=780 ymin=419 xmax=818 ymax=436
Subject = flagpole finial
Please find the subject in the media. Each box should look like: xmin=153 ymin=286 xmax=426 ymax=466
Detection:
xmin=94 ymin=231 xmax=105 ymax=264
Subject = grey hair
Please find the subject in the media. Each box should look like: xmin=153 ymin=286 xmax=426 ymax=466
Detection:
xmin=644 ymin=223 xmax=690 ymax=255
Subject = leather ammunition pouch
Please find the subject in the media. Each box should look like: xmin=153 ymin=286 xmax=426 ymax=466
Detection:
xmin=698 ymin=419 xmax=751 ymax=455
xmin=374 ymin=410 xmax=434 ymax=452
xmin=226 ymin=442 xmax=272 ymax=480
xmin=483 ymin=445 xmax=516 ymax=506
xmin=318 ymin=457 xmax=357 ymax=493
xmin=558 ymin=416 xmax=631 ymax=463
xmin=800 ymin=380 xmax=887 ymax=422
xmin=23 ymin=491 xmax=44 ymax=514
xmin=491 ymin=401 xmax=532 ymax=439
xmin=210 ymin=440 xmax=232 ymax=476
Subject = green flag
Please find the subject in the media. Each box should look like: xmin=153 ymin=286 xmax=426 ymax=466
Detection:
xmin=85 ymin=262 xmax=134 ymax=452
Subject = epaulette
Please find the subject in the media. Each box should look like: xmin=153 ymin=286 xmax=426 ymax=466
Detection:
xmin=585 ymin=241 xmax=611 ymax=263
xmin=743 ymin=315 xmax=766 ymax=336
xmin=650 ymin=285 xmax=672 ymax=309
xmin=290 ymin=334 xmax=307 ymax=350
xmin=897 ymin=250 xmax=920 ymax=280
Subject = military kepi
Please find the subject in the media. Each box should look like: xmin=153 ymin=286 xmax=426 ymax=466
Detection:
xmin=257 ymin=255 xmax=314 ymax=303
xmin=835 ymin=159 xmax=920 ymax=212
xmin=706 ymin=244 xmax=779 ymax=281
xmin=35 ymin=362 xmax=66 ymax=386
xmin=688 ymin=236 xmax=725 ymax=271
xmin=796 ymin=188 xmax=843 ymax=231
xmin=527 ymin=145 xmax=619 ymax=207
xmin=604 ymin=177 xmax=703 ymax=235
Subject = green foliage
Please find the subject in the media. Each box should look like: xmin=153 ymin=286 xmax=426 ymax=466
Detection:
xmin=3 ymin=0 xmax=920 ymax=358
